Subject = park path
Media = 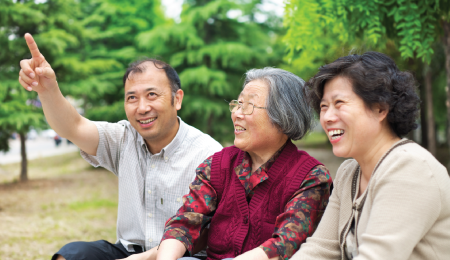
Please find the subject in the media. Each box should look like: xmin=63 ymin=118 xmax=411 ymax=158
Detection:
xmin=0 ymin=137 xmax=79 ymax=165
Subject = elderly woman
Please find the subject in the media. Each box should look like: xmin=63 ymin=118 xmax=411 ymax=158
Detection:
xmin=122 ymin=67 xmax=332 ymax=260
xmin=291 ymin=52 xmax=450 ymax=260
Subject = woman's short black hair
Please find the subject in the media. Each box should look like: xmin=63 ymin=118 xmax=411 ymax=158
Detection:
xmin=308 ymin=51 xmax=420 ymax=137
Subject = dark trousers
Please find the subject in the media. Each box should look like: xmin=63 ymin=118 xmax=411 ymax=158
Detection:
xmin=51 ymin=240 xmax=143 ymax=260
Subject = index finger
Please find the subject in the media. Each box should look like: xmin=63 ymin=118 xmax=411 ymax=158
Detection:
xmin=24 ymin=33 xmax=42 ymax=59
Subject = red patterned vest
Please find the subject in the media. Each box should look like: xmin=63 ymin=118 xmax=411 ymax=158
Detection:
xmin=206 ymin=140 xmax=321 ymax=260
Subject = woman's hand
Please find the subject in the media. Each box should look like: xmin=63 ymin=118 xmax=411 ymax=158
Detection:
xmin=234 ymin=248 xmax=278 ymax=260
xmin=117 ymin=246 xmax=157 ymax=260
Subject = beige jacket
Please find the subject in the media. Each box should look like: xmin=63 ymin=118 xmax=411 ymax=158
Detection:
xmin=291 ymin=139 xmax=450 ymax=260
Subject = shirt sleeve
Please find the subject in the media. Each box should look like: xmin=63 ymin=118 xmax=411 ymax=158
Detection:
xmin=79 ymin=121 xmax=126 ymax=175
xmin=259 ymin=165 xmax=332 ymax=260
xmin=161 ymin=155 xmax=218 ymax=255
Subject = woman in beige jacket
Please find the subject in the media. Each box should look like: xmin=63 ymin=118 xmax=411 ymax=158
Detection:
xmin=291 ymin=51 xmax=450 ymax=260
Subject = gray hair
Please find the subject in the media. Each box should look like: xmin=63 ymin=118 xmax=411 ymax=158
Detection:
xmin=243 ymin=67 xmax=312 ymax=140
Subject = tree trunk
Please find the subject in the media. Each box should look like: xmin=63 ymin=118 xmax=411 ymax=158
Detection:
xmin=19 ymin=132 xmax=28 ymax=182
xmin=442 ymin=19 xmax=450 ymax=170
xmin=424 ymin=66 xmax=436 ymax=155
xmin=206 ymin=114 xmax=214 ymax=136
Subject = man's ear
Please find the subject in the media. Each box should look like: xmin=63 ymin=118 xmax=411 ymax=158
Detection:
xmin=174 ymin=89 xmax=184 ymax=110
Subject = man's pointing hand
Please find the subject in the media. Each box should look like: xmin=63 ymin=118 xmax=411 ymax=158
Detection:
xmin=18 ymin=33 xmax=57 ymax=93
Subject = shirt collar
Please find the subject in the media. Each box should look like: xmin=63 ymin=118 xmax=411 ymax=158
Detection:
xmin=238 ymin=141 xmax=288 ymax=174
xmin=260 ymin=141 xmax=287 ymax=172
xmin=138 ymin=117 xmax=188 ymax=158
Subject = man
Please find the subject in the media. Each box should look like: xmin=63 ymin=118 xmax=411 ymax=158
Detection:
xmin=18 ymin=33 xmax=222 ymax=260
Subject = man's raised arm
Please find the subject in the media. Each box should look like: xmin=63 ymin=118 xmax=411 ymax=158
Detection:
xmin=18 ymin=33 xmax=99 ymax=155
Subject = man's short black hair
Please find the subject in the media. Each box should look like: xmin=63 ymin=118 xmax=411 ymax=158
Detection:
xmin=123 ymin=58 xmax=181 ymax=103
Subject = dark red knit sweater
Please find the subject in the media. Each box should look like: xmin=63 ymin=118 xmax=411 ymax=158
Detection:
xmin=206 ymin=141 xmax=321 ymax=260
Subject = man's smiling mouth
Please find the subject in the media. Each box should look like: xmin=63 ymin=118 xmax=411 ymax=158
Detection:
xmin=139 ymin=118 xmax=156 ymax=124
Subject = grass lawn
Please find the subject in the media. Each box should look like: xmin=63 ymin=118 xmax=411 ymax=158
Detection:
xmin=0 ymin=152 xmax=118 ymax=260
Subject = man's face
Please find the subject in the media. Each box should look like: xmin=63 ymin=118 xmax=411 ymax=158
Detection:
xmin=124 ymin=62 xmax=183 ymax=151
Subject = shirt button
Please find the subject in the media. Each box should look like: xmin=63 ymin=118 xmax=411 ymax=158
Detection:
xmin=165 ymin=156 xmax=169 ymax=160
xmin=149 ymin=238 xmax=153 ymax=243
xmin=151 ymin=164 xmax=155 ymax=168
xmin=177 ymin=198 xmax=181 ymax=202
xmin=148 ymin=213 xmax=153 ymax=218
xmin=148 ymin=190 xmax=152 ymax=194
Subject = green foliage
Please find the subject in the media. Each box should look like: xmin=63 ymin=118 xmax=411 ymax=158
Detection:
xmin=284 ymin=0 xmax=448 ymax=64
xmin=0 ymin=0 xmax=167 ymax=180
xmin=429 ymin=43 xmax=448 ymax=133
xmin=282 ymin=0 xmax=354 ymax=79
xmin=57 ymin=0 xmax=166 ymax=122
xmin=138 ymin=0 xmax=284 ymax=141
xmin=0 ymin=0 xmax=70 ymax=152
xmin=85 ymin=100 xmax=127 ymax=122
xmin=284 ymin=0 xmax=450 ymax=139
xmin=0 ymin=80 xmax=46 ymax=151
xmin=0 ymin=0 xmax=167 ymax=137
xmin=0 ymin=0 xmax=285 ymax=147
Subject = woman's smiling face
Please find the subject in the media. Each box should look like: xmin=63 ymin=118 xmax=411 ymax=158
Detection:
xmin=232 ymin=80 xmax=285 ymax=153
xmin=319 ymin=76 xmax=385 ymax=158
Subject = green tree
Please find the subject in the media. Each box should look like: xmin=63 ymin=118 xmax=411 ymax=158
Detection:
xmin=55 ymin=0 xmax=167 ymax=122
xmin=0 ymin=81 xmax=46 ymax=181
xmin=137 ymin=0 xmax=284 ymax=142
xmin=284 ymin=0 xmax=450 ymax=159
xmin=0 ymin=0 xmax=167 ymax=180
xmin=0 ymin=0 xmax=80 ymax=181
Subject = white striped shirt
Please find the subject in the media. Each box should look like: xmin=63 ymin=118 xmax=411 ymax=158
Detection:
xmin=80 ymin=117 xmax=222 ymax=251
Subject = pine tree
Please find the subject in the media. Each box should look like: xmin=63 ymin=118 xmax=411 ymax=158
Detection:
xmin=0 ymin=0 xmax=74 ymax=181
xmin=58 ymin=0 xmax=167 ymax=122
xmin=0 ymin=0 xmax=166 ymax=180
xmin=137 ymin=0 xmax=284 ymax=142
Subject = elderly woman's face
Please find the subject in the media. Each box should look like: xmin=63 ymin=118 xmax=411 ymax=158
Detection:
xmin=232 ymin=80 xmax=284 ymax=153
xmin=319 ymin=76 xmax=385 ymax=158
